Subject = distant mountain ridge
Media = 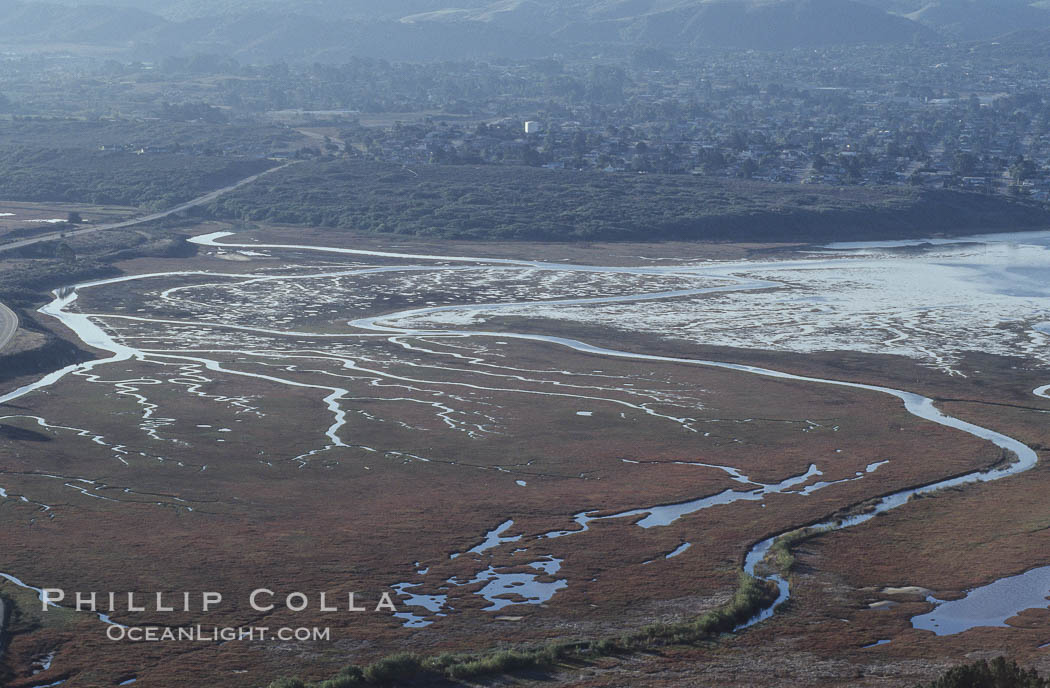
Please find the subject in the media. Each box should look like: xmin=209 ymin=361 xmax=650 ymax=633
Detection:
xmin=0 ymin=0 xmax=163 ymax=44
xmin=3 ymin=0 xmax=1046 ymax=60
xmin=13 ymin=0 xmax=489 ymax=21
xmin=857 ymin=0 xmax=1050 ymax=39
xmin=0 ymin=0 xmax=556 ymax=60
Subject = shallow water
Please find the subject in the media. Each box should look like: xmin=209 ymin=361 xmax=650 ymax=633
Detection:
xmin=911 ymin=566 xmax=1050 ymax=635
xmin=191 ymin=232 xmax=1049 ymax=630
xmin=0 ymin=228 xmax=1046 ymax=637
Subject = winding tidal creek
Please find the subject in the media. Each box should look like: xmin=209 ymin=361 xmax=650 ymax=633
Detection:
xmin=2 ymin=229 xmax=1049 ymax=645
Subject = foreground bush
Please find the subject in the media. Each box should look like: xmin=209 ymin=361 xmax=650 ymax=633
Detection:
xmin=921 ymin=658 xmax=1049 ymax=688
xmin=362 ymin=653 xmax=424 ymax=684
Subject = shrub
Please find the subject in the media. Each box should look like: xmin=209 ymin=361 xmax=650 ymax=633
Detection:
xmin=318 ymin=675 xmax=363 ymax=688
xmin=921 ymin=657 xmax=1048 ymax=688
xmin=362 ymin=652 xmax=424 ymax=684
xmin=269 ymin=679 xmax=306 ymax=688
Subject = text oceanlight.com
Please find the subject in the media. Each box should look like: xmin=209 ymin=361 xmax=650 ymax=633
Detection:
xmin=40 ymin=589 xmax=400 ymax=640
xmin=106 ymin=626 xmax=332 ymax=642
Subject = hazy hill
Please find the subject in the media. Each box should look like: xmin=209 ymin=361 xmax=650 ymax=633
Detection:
xmin=548 ymin=0 xmax=936 ymax=49
xmin=969 ymin=25 xmax=1050 ymax=57
xmin=390 ymin=0 xmax=935 ymax=48
xmin=0 ymin=0 xmax=163 ymax=44
xmin=905 ymin=0 xmax=1050 ymax=40
xmin=858 ymin=0 xmax=1050 ymax=40
xmin=0 ymin=0 xmax=555 ymax=60
xmin=0 ymin=0 xmax=959 ymax=60
xmin=144 ymin=12 xmax=558 ymax=62
xmin=18 ymin=0 xmax=490 ymax=21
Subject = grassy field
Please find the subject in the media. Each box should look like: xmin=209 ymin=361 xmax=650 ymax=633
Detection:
xmin=1 ymin=225 xmax=1046 ymax=687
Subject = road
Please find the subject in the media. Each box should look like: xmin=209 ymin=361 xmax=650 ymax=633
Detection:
xmin=297 ymin=128 xmax=347 ymax=153
xmin=0 ymin=160 xmax=295 ymax=354
xmin=0 ymin=161 xmax=295 ymax=255
xmin=0 ymin=300 xmax=16 ymax=353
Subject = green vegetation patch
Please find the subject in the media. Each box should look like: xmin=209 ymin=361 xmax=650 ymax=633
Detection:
xmin=0 ymin=118 xmax=298 ymax=153
xmin=921 ymin=657 xmax=1050 ymax=688
xmin=208 ymin=159 xmax=1050 ymax=243
xmin=0 ymin=147 xmax=276 ymax=209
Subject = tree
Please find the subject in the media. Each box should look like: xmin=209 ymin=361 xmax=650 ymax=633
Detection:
xmin=921 ymin=657 xmax=1048 ymax=688
xmin=543 ymin=129 xmax=557 ymax=153
xmin=522 ymin=146 xmax=541 ymax=167
xmin=587 ymin=65 xmax=626 ymax=104
xmin=841 ymin=155 xmax=865 ymax=184
xmin=700 ymin=149 xmax=727 ymax=174
xmin=571 ymin=131 xmax=588 ymax=156
xmin=952 ymin=152 xmax=978 ymax=177
xmin=1010 ymin=156 xmax=1037 ymax=184
xmin=738 ymin=159 xmax=759 ymax=180
xmin=55 ymin=242 xmax=76 ymax=264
